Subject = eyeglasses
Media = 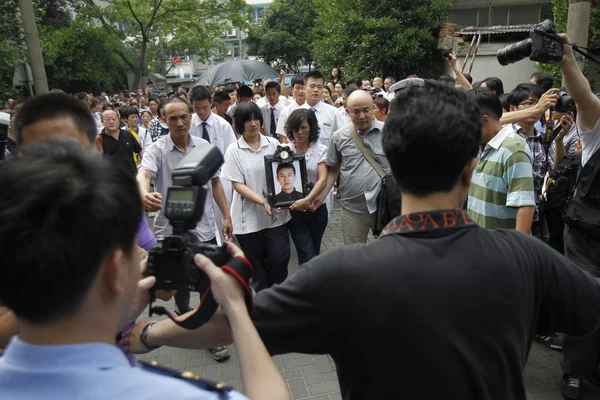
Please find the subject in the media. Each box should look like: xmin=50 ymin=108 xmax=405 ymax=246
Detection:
xmin=519 ymin=100 xmax=537 ymax=107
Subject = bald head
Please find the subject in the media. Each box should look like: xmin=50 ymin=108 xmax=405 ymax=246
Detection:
xmin=347 ymin=90 xmax=373 ymax=108
xmin=346 ymin=90 xmax=375 ymax=132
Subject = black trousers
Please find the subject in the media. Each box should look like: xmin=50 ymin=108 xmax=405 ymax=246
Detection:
xmin=545 ymin=208 xmax=565 ymax=254
xmin=174 ymin=237 xmax=217 ymax=314
xmin=561 ymin=225 xmax=600 ymax=377
xmin=236 ymin=224 xmax=290 ymax=291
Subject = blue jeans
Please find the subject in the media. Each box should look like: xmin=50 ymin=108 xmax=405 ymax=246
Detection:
xmin=289 ymin=205 xmax=329 ymax=265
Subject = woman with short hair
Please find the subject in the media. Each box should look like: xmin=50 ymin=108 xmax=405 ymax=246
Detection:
xmin=285 ymin=109 xmax=329 ymax=264
xmin=221 ymin=102 xmax=291 ymax=291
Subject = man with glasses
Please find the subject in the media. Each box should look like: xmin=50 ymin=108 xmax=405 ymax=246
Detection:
xmin=506 ymin=83 xmax=555 ymax=241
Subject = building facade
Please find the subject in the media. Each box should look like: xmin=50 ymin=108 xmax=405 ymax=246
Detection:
xmin=442 ymin=0 xmax=553 ymax=92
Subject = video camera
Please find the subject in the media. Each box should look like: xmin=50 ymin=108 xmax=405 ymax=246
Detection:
xmin=497 ymin=20 xmax=563 ymax=66
xmin=146 ymin=145 xmax=253 ymax=329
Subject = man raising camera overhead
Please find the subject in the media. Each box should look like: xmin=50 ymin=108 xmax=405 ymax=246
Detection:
xmin=554 ymin=33 xmax=600 ymax=400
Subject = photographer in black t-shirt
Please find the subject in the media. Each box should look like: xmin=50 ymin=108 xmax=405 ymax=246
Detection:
xmin=124 ymin=80 xmax=600 ymax=400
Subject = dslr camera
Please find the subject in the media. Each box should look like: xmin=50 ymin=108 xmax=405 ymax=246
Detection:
xmin=497 ymin=20 xmax=563 ymax=66
xmin=555 ymin=90 xmax=576 ymax=113
xmin=146 ymin=145 xmax=230 ymax=299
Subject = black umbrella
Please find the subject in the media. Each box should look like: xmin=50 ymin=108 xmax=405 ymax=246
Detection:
xmin=194 ymin=60 xmax=278 ymax=87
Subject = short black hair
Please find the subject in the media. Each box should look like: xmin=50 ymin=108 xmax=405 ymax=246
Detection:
xmin=234 ymin=101 xmax=263 ymax=134
xmin=120 ymin=106 xmax=139 ymax=119
xmin=438 ymin=75 xmax=455 ymax=87
xmin=304 ymin=70 xmax=325 ymax=84
xmin=383 ymin=81 xmax=481 ymax=197
xmin=285 ymin=109 xmax=320 ymax=143
xmin=148 ymin=97 xmax=159 ymax=106
xmin=276 ymin=162 xmax=296 ymax=175
xmin=265 ymin=81 xmax=280 ymax=93
xmin=0 ymin=139 xmax=141 ymax=323
xmin=13 ymin=93 xmax=97 ymax=145
xmin=342 ymin=87 xmax=357 ymax=97
xmin=531 ymin=71 xmax=553 ymax=92
xmin=482 ymin=77 xmax=504 ymax=96
xmin=463 ymin=73 xmax=473 ymax=84
xmin=163 ymin=96 xmax=193 ymax=115
xmin=374 ymin=97 xmax=390 ymax=113
xmin=213 ymin=91 xmax=231 ymax=104
xmin=238 ymin=85 xmax=254 ymax=99
xmin=76 ymin=92 xmax=88 ymax=101
xmin=347 ymin=76 xmax=363 ymax=87
xmin=291 ymin=74 xmax=305 ymax=87
xmin=507 ymin=83 xmax=543 ymax=108
xmin=498 ymin=93 xmax=510 ymax=111
xmin=468 ymin=89 xmax=503 ymax=120
xmin=190 ymin=85 xmax=212 ymax=102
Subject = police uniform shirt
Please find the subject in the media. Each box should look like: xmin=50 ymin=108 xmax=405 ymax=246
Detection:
xmin=259 ymin=101 xmax=285 ymax=138
xmin=0 ymin=337 xmax=247 ymax=400
xmin=299 ymin=101 xmax=338 ymax=149
xmin=249 ymin=209 xmax=600 ymax=400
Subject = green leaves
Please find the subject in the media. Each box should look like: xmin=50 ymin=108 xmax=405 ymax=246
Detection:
xmin=246 ymin=0 xmax=318 ymax=72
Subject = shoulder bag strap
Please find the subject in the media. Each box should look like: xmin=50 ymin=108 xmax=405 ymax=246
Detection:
xmin=348 ymin=123 xmax=386 ymax=179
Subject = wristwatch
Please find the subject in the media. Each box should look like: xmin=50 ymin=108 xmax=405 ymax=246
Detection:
xmin=140 ymin=322 xmax=161 ymax=350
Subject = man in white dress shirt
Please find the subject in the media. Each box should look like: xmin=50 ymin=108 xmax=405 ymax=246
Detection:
xmin=188 ymin=85 xmax=237 ymax=246
xmin=276 ymin=75 xmax=306 ymax=143
xmin=260 ymin=82 xmax=286 ymax=139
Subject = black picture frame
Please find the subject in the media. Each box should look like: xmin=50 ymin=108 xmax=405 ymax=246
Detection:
xmin=264 ymin=146 xmax=308 ymax=209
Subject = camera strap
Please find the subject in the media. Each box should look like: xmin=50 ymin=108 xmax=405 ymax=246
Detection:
xmin=571 ymin=44 xmax=600 ymax=66
xmin=151 ymin=256 xmax=254 ymax=330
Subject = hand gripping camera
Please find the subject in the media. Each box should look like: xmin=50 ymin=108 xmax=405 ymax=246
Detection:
xmin=146 ymin=145 xmax=253 ymax=330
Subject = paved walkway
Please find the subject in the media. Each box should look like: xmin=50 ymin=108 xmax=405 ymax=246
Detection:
xmin=139 ymin=200 xmax=600 ymax=400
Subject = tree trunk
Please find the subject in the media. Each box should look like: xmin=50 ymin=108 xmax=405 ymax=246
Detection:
xmin=132 ymin=39 xmax=148 ymax=90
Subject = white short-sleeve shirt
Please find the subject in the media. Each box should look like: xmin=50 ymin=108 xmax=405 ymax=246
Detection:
xmin=221 ymin=135 xmax=291 ymax=234
xmin=276 ymin=101 xmax=303 ymax=136
xmin=140 ymin=134 xmax=218 ymax=242
xmin=189 ymin=112 xmax=237 ymax=156
xmin=288 ymin=142 xmax=327 ymax=184
xmin=580 ymin=118 xmax=600 ymax=167
xmin=260 ymin=102 xmax=286 ymax=138
xmin=300 ymin=101 xmax=338 ymax=149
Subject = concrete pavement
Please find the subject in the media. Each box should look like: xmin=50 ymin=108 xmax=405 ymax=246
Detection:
xmin=138 ymin=199 xmax=600 ymax=400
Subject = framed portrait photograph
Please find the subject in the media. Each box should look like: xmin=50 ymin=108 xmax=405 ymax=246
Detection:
xmin=265 ymin=146 xmax=308 ymax=208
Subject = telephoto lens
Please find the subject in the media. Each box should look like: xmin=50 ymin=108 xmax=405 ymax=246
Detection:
xmin=497 ymin=39 xmax=532 ymax=66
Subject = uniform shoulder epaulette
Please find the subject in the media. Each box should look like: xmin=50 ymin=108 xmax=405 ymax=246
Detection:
xmin=138 ymin=360 xmax=231 ymax=393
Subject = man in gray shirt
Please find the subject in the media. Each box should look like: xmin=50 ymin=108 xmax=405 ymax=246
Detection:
xmin=313 ymin=90 xmax=389 ymax=244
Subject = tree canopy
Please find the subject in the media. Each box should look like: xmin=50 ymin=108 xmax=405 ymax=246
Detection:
xmin=312 ymin=0 xmax=451 ymax=80
xmin=246 ymin=0 xmax=317 ymax=73
xmin=79 ymin=0 xmax=249 ymax=89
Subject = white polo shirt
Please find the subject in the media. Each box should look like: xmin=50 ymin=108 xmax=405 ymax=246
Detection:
xmin=141 ymin=134 xmax=218 ymax=242
xmin=260 ymin=102 xmax=286 ymax=138
xmin=299 ymin=101 xmax=338 ymax=149
xmin=189 ymin=111 xmax=237 ymax=156
xmin=221 ymin=135 xmax=291 ymax=235
xmin=276 ymin=100 xmax=304 ymax=137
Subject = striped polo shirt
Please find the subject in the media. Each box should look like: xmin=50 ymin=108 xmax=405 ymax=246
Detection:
xmin=468 ymin=125 xmax=536 ymax=229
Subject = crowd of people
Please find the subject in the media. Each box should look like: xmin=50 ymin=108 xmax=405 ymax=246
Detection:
xmin=1 ymin=31 xmax=600 ymax=400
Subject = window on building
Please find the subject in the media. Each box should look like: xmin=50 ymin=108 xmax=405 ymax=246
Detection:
xmin=490 ymin=6 xmax=509 ymax=25
xmin=254 ymin=7 xmax=264 ymax=23
xmin=509 ymin=5 xmax=542 ymax=25
xmin=540 ymin=3 xmax=553 ymax=21
xmin=449 ymin=8 xmax=479 ymax=28
xmin=233 ymin=46 xmax=241 ymax=58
